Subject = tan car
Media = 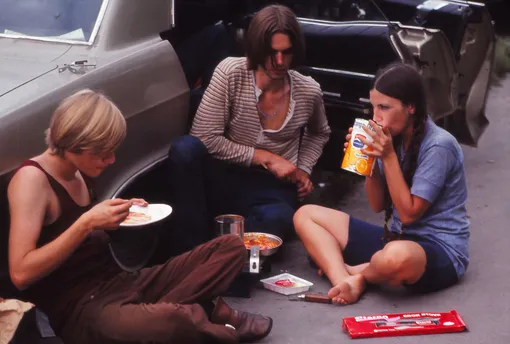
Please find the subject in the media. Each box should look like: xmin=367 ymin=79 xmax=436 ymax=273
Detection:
xmin=0 ymin=0 xmax=193 ymax=281
xmin=0 ymin=0 xmax=189 ymax=204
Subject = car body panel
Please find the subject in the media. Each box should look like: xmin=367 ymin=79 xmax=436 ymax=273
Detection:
xmin=0 ymin=0 xmax=189 ymax=201
xmin=451 ymin=2 xmax=495 ymax=144
xmin=0 ymin=60 xmax=59 ymax=99
xmin=375 ymin=0 xmax=496 ymax=145
xmin=395 ymin=23 xmax=458 ymax=121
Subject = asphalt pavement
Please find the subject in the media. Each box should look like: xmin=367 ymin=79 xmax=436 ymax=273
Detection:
xmin=227 ymin=68 xmax=510 ymax=343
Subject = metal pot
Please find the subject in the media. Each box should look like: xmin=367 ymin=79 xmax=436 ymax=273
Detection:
xmin=214 ymin=214 xmax=244 ymax=239
xmin=244 ymin=232 xmax=283 ymax=257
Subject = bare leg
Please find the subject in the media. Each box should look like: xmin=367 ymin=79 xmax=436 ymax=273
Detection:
xmin=318 ymin=264 xmax=368 ymax=277
xmin=361 ymin=240 xmax=427 ymax=286
xmin=294 ymin=205 xmax=366 ymax=304
xmin=318 ymin=264 xmax=369 ymax=277
xmin=295 ymin=205 xmax=428 ymax=304
xmin=328 ymin=241 xmax=426 ymax=302
xmin=345 ymin=263 xmax=369 ymax=276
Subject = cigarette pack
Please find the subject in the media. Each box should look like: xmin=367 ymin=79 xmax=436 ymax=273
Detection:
xmin=342 ymin=309 xmax=467 ymax=338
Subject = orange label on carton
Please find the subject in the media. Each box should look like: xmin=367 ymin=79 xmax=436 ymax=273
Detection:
xmin=341 ymin=118 xmax=376 ymax=177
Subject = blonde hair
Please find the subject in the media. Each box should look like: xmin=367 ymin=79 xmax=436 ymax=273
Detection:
xmin=45 ymin=89 xmax=126 ymax=156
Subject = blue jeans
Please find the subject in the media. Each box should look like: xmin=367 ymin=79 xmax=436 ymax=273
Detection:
xmin=166 ymin=136 xmax=298 ymax=254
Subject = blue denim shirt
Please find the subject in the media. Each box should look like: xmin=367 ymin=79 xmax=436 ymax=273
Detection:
xmin=378 ymin=118 xmax=470 ymax=278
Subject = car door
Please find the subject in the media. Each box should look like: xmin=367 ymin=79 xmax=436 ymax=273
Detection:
xmin=298 ymin=16 xmax=459 ymax=170
xmin=374 ymin=0 xmax=496 ymax=145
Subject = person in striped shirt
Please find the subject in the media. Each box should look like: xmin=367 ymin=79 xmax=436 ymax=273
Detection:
xmin=166 ymin=4 xmax=331 ymax=253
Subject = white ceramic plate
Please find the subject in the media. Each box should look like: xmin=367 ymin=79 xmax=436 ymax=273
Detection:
xmin=119 ymin=203 xmax=173 ymax=228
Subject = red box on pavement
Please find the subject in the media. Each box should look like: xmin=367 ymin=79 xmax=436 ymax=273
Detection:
xmin=342 ymin=310 xmax=467 ymax=339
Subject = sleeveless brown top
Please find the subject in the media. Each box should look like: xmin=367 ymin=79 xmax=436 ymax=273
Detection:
xmin=16 ymin=160 xmax=121 ymax=332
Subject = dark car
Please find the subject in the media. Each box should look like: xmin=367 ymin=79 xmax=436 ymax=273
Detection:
xmin=227 ymin=0 xmax=496 ymax=170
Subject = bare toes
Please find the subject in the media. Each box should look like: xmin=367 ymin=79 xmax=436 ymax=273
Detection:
xmin=328 ymin=275 xmax=365 ymax=305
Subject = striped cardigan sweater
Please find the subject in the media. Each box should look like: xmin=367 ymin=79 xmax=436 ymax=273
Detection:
xmin=190 ymin=57 xmax=331 ymax=175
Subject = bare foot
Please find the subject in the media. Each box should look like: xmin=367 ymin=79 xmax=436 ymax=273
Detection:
xmin=328 ymin=274 xmax=366 ymax=305
xmin=345 ymin=263 xmax=369 ymax=276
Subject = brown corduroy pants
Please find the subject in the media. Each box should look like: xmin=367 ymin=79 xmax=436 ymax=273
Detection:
xmin=60 ymin=234 xmax=246 ymax=344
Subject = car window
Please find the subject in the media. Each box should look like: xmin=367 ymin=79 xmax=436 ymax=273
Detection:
xmin=0 ymin=0 xmax=106 ymax=44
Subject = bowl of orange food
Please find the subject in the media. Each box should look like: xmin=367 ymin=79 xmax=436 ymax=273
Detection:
xmin=243 ymin=232 xmax=283 ymax=257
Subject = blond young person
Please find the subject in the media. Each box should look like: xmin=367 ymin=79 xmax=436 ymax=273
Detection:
xmin=7 ymin=89 xmax=272 ymax=344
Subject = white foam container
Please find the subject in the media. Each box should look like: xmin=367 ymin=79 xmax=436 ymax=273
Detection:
xmin=260 ymin=273 xmax=313 ymax=295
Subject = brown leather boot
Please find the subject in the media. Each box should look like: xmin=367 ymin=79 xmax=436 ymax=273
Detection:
xmin=211 ymin=297 xmax=273 ymax=343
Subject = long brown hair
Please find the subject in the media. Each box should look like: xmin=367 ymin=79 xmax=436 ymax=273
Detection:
xmin=244 ymin=4 xmax=305 ymax=70
xmin=372 ymin=63 xmax=428 ymax=240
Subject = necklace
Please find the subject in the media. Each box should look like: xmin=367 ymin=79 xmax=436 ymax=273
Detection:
xmin=256 ymin=77 xmax=287 ymax=119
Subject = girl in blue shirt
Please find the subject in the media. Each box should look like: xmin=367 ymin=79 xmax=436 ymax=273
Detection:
xmin=294 ymin=62 xmax=470 ymax=305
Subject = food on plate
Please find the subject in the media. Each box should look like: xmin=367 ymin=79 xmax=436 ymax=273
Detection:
xmin=244 ymin=233 xmax=279 ymax=250
xmin=122 ymin=212 xmax=152 ymax=225
xmin=274 ymin=279 xmax=295 ymax=287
